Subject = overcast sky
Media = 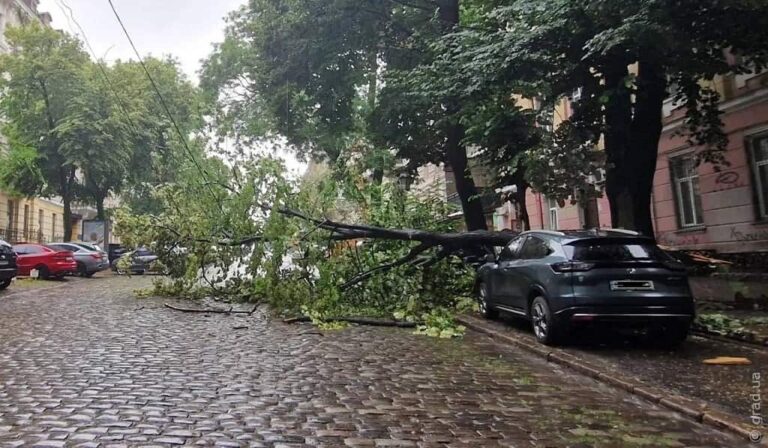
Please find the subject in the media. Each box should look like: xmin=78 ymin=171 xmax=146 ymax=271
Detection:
xmin=39 ymin=0 xmax=245 ymax=82
xmin=38 ymin=0 xmax=306 ymax=174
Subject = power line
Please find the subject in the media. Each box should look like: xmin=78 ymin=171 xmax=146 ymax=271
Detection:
xmin=55 ymin=0 xmax=141 ymax=136
xmin=105 ymin=0 xmax=222 ymax=205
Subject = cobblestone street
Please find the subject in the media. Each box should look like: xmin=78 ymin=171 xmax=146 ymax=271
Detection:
xmin=0 ymin=276 xmax=746 ymax=447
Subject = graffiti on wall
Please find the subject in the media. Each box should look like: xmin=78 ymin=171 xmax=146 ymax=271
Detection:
xmin=713 ymin=171 xmax=746 ymax=192
xmin=656 ymin=231 xmax=705 ymax=247
xmin=730 ymin=227 xmax=768 ymax=243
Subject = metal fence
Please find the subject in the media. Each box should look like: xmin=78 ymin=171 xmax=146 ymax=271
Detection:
xmin=0 ymin=228 xmax=64 ymax=244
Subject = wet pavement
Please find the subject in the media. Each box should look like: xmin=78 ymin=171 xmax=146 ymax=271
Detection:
xmin=481 ymin=310 xmax=767 ymax=418
xmin=0 ymin=275 xmax=747 ymax=447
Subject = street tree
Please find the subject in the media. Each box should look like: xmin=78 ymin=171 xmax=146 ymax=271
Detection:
xmin=0 ymin=24 xmax=93 ymax=240
xmin=450 ymin=0 xmax=768 ymax=235
xmin=202 ymin=0 xmax=497 ymax=230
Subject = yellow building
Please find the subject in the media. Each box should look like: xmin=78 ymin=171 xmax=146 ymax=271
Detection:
xmin=0 ymin=1 xmax=61 ymax=244
xmin=0 ymin=194 xmax=65 ymax=243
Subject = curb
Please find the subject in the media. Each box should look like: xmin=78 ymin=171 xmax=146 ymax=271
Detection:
xmin=692 ymin=328 xmax=768 ymax=349
xmin=457 ymin=315 xmax=763 ymax=444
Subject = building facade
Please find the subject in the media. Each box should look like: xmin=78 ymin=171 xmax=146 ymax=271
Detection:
xmin=522 ymin=70 xmax=768 ymax=254
xmin=413 ymin=70 xmax=768 ymax=254
xmin=0 ymin=0 xmax=60 ymax=244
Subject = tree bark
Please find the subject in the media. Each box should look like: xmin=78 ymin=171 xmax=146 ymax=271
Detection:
xmin=439 ymin=0 xmax=487 ymax=231
xmin=510 ymin=168 xmax=530 ymax=231
xmin=603 ymin=63 xmax=634 ymax=231
xmin=627 ymin=57 xmax=666 ymax=237
xmin=96 ymin=194 xmax=106 ymax=221
xmin=63 ymin=196 xmax=73 ymax=242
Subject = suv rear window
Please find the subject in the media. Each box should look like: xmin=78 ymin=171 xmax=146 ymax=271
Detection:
xmin=568 ymin=241 xmax=671 ymax=262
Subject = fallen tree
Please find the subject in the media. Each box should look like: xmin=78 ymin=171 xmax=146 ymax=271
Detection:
xmin=114 ymin=157 xmax=512 ymax=336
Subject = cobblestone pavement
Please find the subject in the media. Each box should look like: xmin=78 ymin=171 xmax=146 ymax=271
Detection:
xmin=0 ymin=276 xmax=746 ymax=447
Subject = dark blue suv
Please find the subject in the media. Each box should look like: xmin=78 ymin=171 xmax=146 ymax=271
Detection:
xmin=476 ymin=230 xmax=694 ymax=346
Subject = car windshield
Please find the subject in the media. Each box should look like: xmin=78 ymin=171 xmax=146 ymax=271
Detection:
xmin=568 ymin=241 xmax=672 ymax=262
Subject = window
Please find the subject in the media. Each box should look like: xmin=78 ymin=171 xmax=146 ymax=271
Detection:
xmin=51 ymin=213 xmax=57 ymax=240
xmin=568 ymin=242 xmax=672 ymax=262
xmin=38 ymin=209 xmax=44 ymax=238
xmin=750 ymin=134 xmax=768 ymax=220
xmin=670 ymin=154 xmax=703 ymax=228
xmin=23 ymin=205 xmax=30 ymax=238
xmin=547 ymin=197 xmax=559 ymax=230
xmin=499 ymin=236 xmax=525 ymax=261
xmin=519 ymin=237 xmax=552 ymax=260
xmin=7 ymin=200 xmax=17 ymax=233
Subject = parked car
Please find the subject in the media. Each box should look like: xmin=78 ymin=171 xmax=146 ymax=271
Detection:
xmin=108 ymin=243 xmax=129 ymax=265
xmin=48 ymin=242 xmax=108 ymax=277
xmin=12 ymin=243 xmax=77 ymax=280
xmin=111 ymin=248 xmax=159 ymax=275
xmin=476 ymin=230 xmax=694 ymax=346
xmin=0 ymin=239 xmax=18 ymax=290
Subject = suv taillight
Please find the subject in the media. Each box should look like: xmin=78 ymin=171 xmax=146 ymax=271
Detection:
xmin=552 ymin=262 xmax=595 ymax=272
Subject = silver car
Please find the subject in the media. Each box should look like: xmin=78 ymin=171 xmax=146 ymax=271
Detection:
xmin=48 ymin=243 xmax=109 ymax=277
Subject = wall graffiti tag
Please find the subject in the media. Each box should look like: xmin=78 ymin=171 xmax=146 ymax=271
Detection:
xmin=656 ymin=231 xmax=703 ymax=247
xmin=713 ymin=170 xmax=745 ymax=192
xmin=731 ymin=227 xmax=768 ymax=243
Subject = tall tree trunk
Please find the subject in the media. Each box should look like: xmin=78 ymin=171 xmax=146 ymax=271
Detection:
xmin=96 ymin=195 xmax=106 ymax=221
xmin=63 ymin=196 xmax=73 ymax=242
xmin=510 ymin=167 xmax=530 ymax=231
xmin=603 ymin=64 xmax=634 ymax=230
xmin=446 ymin=126 xmax=487 ymax=230
xmin=627 ymin=57 xmax=666 ymax=237
xmin=439 ymin=0 xmax=487 ymax=231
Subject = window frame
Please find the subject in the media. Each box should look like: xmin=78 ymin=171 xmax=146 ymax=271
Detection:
xmin=669 ymin=152 xmax=704 ymax=228
xmin=547 ymin=197 xmax=559 ymax=231
xmin=748 ymin=133 xmax=768 ymax=220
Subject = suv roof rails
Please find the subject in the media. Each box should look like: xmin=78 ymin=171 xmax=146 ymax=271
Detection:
xmin=524 ymin=230 xmax=566 ymax=237
xmin=604 ymin=228 xmax=641 ymax=236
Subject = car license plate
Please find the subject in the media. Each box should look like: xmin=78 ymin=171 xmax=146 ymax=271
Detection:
xmin=610 ymin=280 xmax=654 ymax=291
xmin=0 ymin=260 xmax=7 ymax=266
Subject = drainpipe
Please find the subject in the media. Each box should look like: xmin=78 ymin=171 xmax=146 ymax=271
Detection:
xmin=537 ymin=193 xmax=544 ymax=230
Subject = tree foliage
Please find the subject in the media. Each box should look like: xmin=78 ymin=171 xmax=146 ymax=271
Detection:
xmin=114 ymin=155 xmax=477 ymax=334
xmin=0 ymin=24 xmax=202 ymax=232
xmin=439 ymin=0 xmax=768 ymax=235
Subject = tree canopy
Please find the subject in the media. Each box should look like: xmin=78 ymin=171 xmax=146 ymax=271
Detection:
xmin=0 ymin=24 xmax=202 ymax=236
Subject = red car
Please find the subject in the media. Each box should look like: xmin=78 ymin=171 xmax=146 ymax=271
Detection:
xmin=12 ymin=244 xmax=77 ymax=279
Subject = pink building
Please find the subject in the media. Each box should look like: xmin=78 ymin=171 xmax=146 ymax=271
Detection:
xmin=524 ymin=71 xmax=768 ymax=254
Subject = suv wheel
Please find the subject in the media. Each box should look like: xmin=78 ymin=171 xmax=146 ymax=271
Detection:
xmin=531 ymin=296 xmax=564 ymax=345
xmin=477 ymin=282 xmax=499 ymax=319
xmin=0 ymin=279 xmax=10 ymax=290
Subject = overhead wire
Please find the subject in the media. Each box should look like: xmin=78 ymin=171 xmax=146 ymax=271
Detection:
xmin=103 ymin=0 xmax=223 ymax=205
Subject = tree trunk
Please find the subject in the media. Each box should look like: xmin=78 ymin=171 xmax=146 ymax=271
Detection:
xmin=603 ymin=64 xmax=634 ymax=230
xmin=627 ymin=57 xmax=666 ymax=237
xmin=446 ymin=128 xmax=487 ymax=231
xmin=439 ymin=0 xmax=487 ymax=231
xmin=63 ymin=196 xmax=73 ymax=242
xmin=96 ymin=195 xmax=106 ymax=221
xmin=516 ymin=185 xmax=530 ymax=231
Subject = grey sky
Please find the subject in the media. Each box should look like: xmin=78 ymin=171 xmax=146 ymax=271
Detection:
xmin=39 ymin=0 xmax=245 ymax=82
